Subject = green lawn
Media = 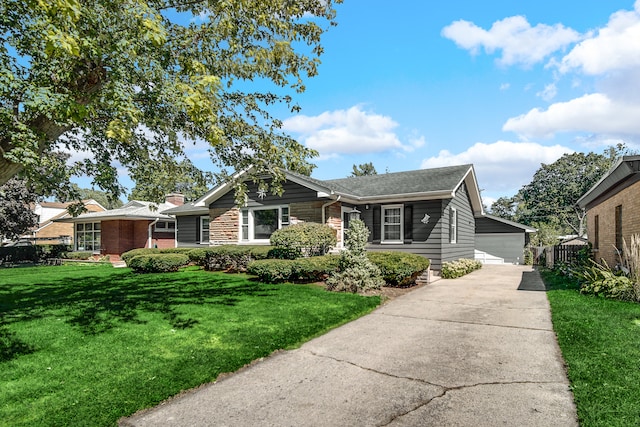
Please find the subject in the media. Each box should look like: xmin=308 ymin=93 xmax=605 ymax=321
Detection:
xmin=542 ymin=270 xmax=640 ymax=427
xmin=0 ymin=264 xmax=380 ymax=427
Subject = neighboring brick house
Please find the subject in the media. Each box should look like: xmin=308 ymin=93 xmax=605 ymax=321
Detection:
xmin=163 ymin=165 xmax=491 ymax=271
xmin=577 ymin=155 xmax=640 ymax=266
xmin=56 ymin=194 xmax=183 ymax=260
xmin=26 ymin=200 xmax=106 ymax=244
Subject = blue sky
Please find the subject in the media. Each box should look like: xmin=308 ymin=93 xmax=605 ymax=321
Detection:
xmin=75 ymin=1 xmax=640 ymax=206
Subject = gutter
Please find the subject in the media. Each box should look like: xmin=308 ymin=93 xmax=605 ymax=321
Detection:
xmin=322 ymin=195 xmax=341 ymax=224
xmin=148 ymin=219 xmax=159 ymax=248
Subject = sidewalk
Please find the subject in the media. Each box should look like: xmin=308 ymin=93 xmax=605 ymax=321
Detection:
xmin=120 ymin=265 xmax=577 ymax=426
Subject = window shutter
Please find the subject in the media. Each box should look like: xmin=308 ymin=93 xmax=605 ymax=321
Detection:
xmin=404 ymin=205 xmax=413 ymax=243
xmin=372 ymin=206 xmax=381 ymax=243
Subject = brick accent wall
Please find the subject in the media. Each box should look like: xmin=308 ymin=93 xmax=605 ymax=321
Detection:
xmin=587 ymin=180 xmax=640 ymax=266
xmin=210 ymin=207 xmax=239 ymax=244
xmin=101 ymin=220 xmax=152 ymax=256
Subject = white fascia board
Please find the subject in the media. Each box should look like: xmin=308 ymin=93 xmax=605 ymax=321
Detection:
xmin=452 ymin=166 xmax=484 ymax=215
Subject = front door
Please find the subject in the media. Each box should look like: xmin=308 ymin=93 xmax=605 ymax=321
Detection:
xmin=341 ymin=206 xmax=352 ymax=248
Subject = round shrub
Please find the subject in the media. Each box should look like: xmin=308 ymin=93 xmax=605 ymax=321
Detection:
xmin=121 ymin=248 xmax=160 ymax=264
xmin=270 ymin=223 xmax=337 ymax=258
xmin=202 ymin=245 xmax=272 ymax=272
xmin=247 ymin=255 xmax=340 ymax=283
xmin=367 ymin=252 xmax=430 ymax=287
xmin=128 ymin=253 xmax=190 ymax=273
xmin=64 ymin=251 xmax=93 ymax=260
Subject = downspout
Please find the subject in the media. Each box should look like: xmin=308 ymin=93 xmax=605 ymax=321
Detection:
xmin=148 ymin=219 xmax=159 ymax=248
xmin=321 ymin=195 xmax=341 ymax=224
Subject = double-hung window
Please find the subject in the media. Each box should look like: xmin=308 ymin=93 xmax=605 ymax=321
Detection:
xmin=240 ymin=206 xmax=289 ymax=242
xmin=381 ymin=204 xmax=403 ymax=243
xmin=200 ymin=216 xmax=210 ymax=243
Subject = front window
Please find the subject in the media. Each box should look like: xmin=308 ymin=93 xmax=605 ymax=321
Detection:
xmin=382 ymin=205 xmax=403 ymax=243
xmin=240 ymin=206 xmax=289 ymax=242
xmin=76 ymin=222 xmax=101 ymax=251
xmin=154 ymin=220 xmax=175 ymax=233
xmin=200 ymin=216 xmax=210 ymax=243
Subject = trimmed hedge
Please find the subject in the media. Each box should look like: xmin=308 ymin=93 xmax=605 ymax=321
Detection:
xmin=198 ymin=245 xmax=272 ymax=272
xmin=121 ymin=248 xmax=160 ymax=264
xmin=0 ymin=244 xmax=72 ymax=264
xmin=270 ymin=222 xmax=337 ymax=258
xmin=64 ymin=251 xmax=94 ymax=260
xmin=248 ymin=251 xmax=431 ymax=286
xmin=127 ymin=253 xmax=190 ymax=273
xmin=441 ymin=258 xmax=482 ymax=279
xmin=367 ymin=252 xmax=431 ymax=287
xmin=247 ymin=255 xmax=340 ymax=283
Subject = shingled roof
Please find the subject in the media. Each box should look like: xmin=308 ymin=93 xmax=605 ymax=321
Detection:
xmin=168 ymin=164 xmax=484 ymax=216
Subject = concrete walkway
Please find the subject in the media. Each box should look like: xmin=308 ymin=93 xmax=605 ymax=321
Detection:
xmin=120 ymin=265 xmax=577 ymax=427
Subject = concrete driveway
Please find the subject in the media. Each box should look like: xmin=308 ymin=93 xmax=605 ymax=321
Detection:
xmin=120 ymin=265 xmax=578 ymax=427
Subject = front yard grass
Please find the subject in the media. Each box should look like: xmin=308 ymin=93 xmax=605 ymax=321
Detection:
xmin=0 ymin=264 xmax=380 ymax=427
xmin=542 ymin=269 xmax=640 ymax=427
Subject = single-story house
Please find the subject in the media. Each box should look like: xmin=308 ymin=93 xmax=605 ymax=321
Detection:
xmin=24 ymin=200 xmax=106 ymax=245
xmin=57 ymin=194 xmax=184 ymax=260
xmin=475 ymin=214 xmax=536 ymax=264
xmin=164 ymin=165 xmax=515 ymax=271
xmin=576 ymin=155 xmax=640 ymax=266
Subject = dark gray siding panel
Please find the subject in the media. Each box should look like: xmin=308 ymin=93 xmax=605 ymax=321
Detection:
xmin=441 ymin=183 xmax=475 ymax=263
xmin=476 ymin=217 xmax=524 ymax=234
xmin=362 ymin=200 xmax=445 ymax=269
xmin=177 ymin=215 xmax=199 ymax=245
xmin=213 ymin=179 xmax=324 ymax=209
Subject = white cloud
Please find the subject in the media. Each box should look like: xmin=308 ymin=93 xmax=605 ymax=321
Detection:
xmin=559 ymin=2 xmax=640 ymax=75
xmin=503 ymin=93 xmax=640 ymax=138
xmin=500 ymin=83 xmax=511 ymax=91
xmin=420 ymin=140 xmax=572 ymax=193
xmin=282 ymin=106 xmax=416 ymax=156
xmin=442 ymin=16 xmax=581 ymax=66
xmin=536 ymin=83 xmax=557 ymax=101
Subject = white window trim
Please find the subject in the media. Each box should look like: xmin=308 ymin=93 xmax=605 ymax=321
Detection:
xmin=154 ymin=220 xmax=175 ymax=233
xmin=240 ymin=205 xmax=289 ymax=243
xmin=450 ymin=207 xmax=458 ymax=244
xmin=381 ymin=204 xmax=404 ymax=244
xmin=75 ymin=221 xmax=101 ymax=252
xmin=200 ymin=216 xmax=210 ymax=244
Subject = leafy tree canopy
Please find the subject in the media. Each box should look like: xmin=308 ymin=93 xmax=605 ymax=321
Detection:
xmin=351 ymin=162 xmax=377 ymax=176
xmin=0 ymin=177 xmax=38 ymax=240
xmin=57 ymin=184 xmax=124 ymax=210
xmin=0 ymin=0 xmax=341 ymax=201
xmin=129 ymin=159 xmax=212 ymax=202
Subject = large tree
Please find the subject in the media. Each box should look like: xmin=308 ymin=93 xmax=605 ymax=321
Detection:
xmin=0 ymin=0 xmax=340 ymax=200
xmin=129 ymin=159 xmax=212 ymax=202
xmin=0 ymin=177 xmax=38 ymax=240
xmin=351 ymin=162 xmax=377 ymax=176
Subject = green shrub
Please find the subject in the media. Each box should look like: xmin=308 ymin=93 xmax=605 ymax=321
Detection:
xmin=326 ymin=219 xmax=384 ymax=293
xmin=574 ymin=260 xmax=635 ymax=301
xmin=367 ymin=252 xmax=430 ymax=287
xmin=159 ymin=248 xmax=194 ymax=255
xmin=247 ymin=255 xmax=340 ymax=283
xmin=441 ymin=258 xmax=482 ymax=279
xmin=121 ymin=248 xmax=160 ymax=264
xmin=128 ymin=253 xmax=190 ymax=273
xmin=202 ymin=245 xmax=271 ymax=272
xmin=270 ymin=222 xmax=337 ymax=258
xmin=0 ymin=246 xmax=38 ymax=264
xmin=64 ymin=251 xmax=93 ymax=260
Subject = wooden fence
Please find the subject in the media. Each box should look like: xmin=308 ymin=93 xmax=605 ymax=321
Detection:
xmin=531 ymin=244 xmax=586 ymax=268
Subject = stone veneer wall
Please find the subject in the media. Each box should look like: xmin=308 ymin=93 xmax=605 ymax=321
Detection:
xmin=325 ymin=203 xmax=342 ymax=245
xmin=210 ymin=207 xmax=239 ymax=244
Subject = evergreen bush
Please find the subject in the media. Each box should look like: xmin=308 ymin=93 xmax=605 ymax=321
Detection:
xmin=367 ymin=252 xmax=430 ymax=287
xmin=270 ymin=222 xmax=337 ymax=258
xmin=128 ymin=253 xmax=190 ymax=273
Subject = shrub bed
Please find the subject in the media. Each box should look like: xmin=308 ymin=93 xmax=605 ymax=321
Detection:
xmin=64 ymin=251 xmax=94 ymax=260
xmin=247 ymin=255 xmax=340 ymax=283
xmin=0 ymin=244 xmax=73 ymax=264
xmin=200 ymin=245 xmax=272 ymax=272
xmin=270 ymin=222 xmax=337 ymax=258
xmin=367 ymin=252 xmax=431 ymax=287
xmin=441 ymin=258 xmax=482 ymax=279
xmin=121 ymin=248 xmax=160 ymax=264
xmin=127 ymin=253 xmax=190 ymax=273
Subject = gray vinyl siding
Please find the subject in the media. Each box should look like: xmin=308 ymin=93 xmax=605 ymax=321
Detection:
xmin=212 ymin=179 xmax=325 ymax=209
xmin=176 ymin=215 xmax=199 ymax=246
xmin=362 ymin=200 xmax=446 ymax=270
xmin=441 ymin=183 xmax=475 ymax=264
xmin=475 ymin=217 xmax=524 ymax=234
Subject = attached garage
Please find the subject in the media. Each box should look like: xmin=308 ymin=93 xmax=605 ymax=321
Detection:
xmin=475 ymin=214 xmax=536 ymax=264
